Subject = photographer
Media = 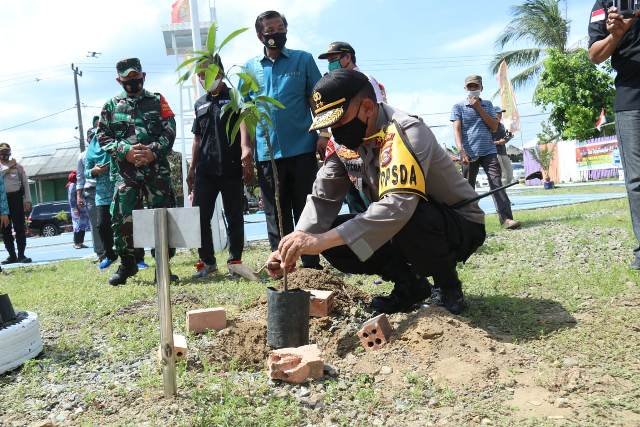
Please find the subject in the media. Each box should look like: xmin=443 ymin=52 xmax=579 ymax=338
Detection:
xmin=588 ymin=2 xmax=640 ymax=269
xmin=492 ymin=106 xmax=514 ymax=184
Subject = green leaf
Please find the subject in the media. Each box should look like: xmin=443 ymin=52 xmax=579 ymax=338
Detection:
xmin=203 ymin=64 xmax=220 ymax=91
xmin=206 ymin=22 xmax=218 ymax=53
xmin=218 ymin=27 xmax=249 ymax=52
xmin=176 ymin=56 xmax=201 ymax=71
xmin=237 ymin=72 xmax=259 ymax=94
xmin=256 ymin=96 xmax=285 ymax=109
xmin=176 ymin=69 xmax=192 ymax=85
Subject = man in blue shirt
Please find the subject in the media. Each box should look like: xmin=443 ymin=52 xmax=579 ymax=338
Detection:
xmin=451 ymin=75 xmax=520 ymax=229
xmin=242 ymin=10 xmax=325 ymax=268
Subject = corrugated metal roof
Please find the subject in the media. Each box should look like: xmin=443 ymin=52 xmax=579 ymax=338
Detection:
xmin=19 ymin=147 xmax=80 ymax=178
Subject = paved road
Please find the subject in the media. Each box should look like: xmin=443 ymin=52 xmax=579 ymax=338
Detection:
xmin=0 ymin=191 xmax=626 ymax=269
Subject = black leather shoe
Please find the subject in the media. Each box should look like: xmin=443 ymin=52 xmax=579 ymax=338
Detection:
xmin=370 ymin=276 xmax=431 ymax=314
xmin=441 ymin=282 xmax=465 ymax=315
xmin=109 ymin=264 xmax=138 ymax=286
xmin=1 ymin=256 xmax=18 ymax=265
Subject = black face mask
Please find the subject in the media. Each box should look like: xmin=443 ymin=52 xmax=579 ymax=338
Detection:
xmin=332 ymin=111 xmax=368 ymax=151
xmin=262 ymin=32 xmax=287 ymax=50
xmin=122 ymin=77 xmax=144 ymax=95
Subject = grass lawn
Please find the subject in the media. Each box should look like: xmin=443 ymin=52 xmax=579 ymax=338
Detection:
xmin=1 ymin=198 xmax=639 ymax=426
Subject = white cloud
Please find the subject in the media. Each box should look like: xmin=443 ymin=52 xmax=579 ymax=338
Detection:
xmin=442 ymin=24 xmax=503 ymax=52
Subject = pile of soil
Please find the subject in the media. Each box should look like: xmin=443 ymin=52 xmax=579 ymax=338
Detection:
xmin=275 ymin=268 xmax=371 ymax=316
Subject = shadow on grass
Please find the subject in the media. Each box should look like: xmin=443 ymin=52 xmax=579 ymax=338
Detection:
xmin=463 ymin=294 xmax=576 ymax=342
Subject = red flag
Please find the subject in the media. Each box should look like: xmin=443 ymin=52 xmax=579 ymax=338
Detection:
xmin=171 ymin=0 xmax=190 ymax=24
xmin=595 ymin=108 xmax=607 ymax=131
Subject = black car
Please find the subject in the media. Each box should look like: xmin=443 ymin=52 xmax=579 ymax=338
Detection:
xmin=27 ymin=201 xmax=72 ymax=237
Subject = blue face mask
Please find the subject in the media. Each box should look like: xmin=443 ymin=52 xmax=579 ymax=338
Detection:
xmin=328 ymin=59 xmax=342 ymax=72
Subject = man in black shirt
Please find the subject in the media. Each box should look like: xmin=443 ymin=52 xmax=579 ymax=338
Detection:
xmin=188 ymin=56 xmax=253 ymax=279
xmin=589 ymin=2 xmax=640 ymax=268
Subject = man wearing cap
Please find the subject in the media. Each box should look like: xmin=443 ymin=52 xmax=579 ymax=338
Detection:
xmin=96 ymin=58 xmax=177 ymax=286
xmin=318 ymin=41 xmax=387 ymax=214
xmin=188 ymin=55 xmax=256 ymax=280
xmin=242 ymin=10 xmax=324 ymax=269
xmin=451 ymin=75 xmax=520 ymax=229
xmin=266 ymin=69 xmax=486 ymax=315
xmin=0 ymin=143 xmax=31 ymax=264
xmin=492 ymin=106 xmax=514 ymax=184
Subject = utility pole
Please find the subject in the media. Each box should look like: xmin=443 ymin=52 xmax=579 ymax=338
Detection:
xmin=71 ymin=63 xmax=85 ymax=152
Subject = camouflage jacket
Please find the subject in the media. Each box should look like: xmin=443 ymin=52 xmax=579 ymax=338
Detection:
xmin=96 ymin=90 xmax=176 ymax=185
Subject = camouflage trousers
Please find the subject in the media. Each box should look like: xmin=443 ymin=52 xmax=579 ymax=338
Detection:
xmin=110 ymin=177 xmax=176 ymax=265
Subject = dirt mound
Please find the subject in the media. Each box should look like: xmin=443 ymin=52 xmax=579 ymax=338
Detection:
xmin=337 ymin=307 xmax=529 ymax=390
xmin=276 ymin=268 xmax=370 ymax=316
xmin=208 ymin=314 xmax=270 ymax=368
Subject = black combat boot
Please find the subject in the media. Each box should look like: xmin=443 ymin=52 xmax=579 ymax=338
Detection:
xmin=432 ymin=270 xmax=465 ymax=315
xmin=370 ymin=275 xmax=431 ymax=314
xmin=109 ymin=259 xmax=138 ymax=286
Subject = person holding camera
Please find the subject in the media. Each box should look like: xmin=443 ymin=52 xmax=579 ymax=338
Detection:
xmin=589 ymin=2 xmax=640 ymax=268
xmin=492 ymin=107 xmax=514 ymax=185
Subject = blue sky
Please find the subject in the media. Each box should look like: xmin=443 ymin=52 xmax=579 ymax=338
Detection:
xmin=0 ymin=0 xmax=595 ymax=159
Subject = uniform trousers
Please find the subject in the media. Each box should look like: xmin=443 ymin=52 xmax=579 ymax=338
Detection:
xmin=321 ymin=199 xmax=486 ymax=289
xmin=2 ymin=191 xmax=27 ymax=258
xmin=192 ymin=172 xmax=245 ymax=266
xmin=111 ymin=176 xmax=175 ymax=266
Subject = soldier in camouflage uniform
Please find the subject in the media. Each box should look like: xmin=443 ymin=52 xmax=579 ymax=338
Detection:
xmin=96 ymin=58 xmax=177 ymax=286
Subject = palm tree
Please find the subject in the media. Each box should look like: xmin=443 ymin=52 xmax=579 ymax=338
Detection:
xmin=491 ymin=0 xmax=570 ymax=89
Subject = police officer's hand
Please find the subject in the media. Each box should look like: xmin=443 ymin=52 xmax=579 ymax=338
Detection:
xmin=0 ymin=215 xmax=8 ymax=228
xmin=279 ymin=231 xmax=324 ymax=270
xmin=241 ymin=150 xmax=254 ymax=183
xmin=266 ymin=251 xmax=295 ymax=278
xmin=607 ymin=7 xmax=639 ymax=40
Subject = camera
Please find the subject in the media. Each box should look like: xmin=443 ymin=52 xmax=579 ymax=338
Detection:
xmin=613 ymin=0 xmax=640 ymax=17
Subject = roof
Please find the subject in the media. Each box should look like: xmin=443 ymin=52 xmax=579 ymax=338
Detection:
xmin=19 ymin=147 xmax=80 ymax=179
xmin=506 ymin=145 xmax=523 ymax=156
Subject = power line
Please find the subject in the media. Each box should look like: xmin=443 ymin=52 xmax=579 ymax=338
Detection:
xmin=0 ymin=107 xmax=76 ymax=133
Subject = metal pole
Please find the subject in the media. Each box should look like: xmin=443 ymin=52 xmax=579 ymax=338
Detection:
xmin=172 ymin=31 xmax=190 ymax=208
xmin=155 ymin=208 xmax=176 ymax=397
xmin=71 ymin=64 xmax=85 ymax=152
xmin=189 ymin=0 xmax=204 ymax=98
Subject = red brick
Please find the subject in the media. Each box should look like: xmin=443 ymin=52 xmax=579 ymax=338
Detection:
xmin=158 ymin=333 xmax=188 ymax=361
xmin=357 ymin=314 xmax=393 ymax=351
xmin=307 ymin=289 xmax=335 ymax=318
xmin=186 ymin=307 xmax=226 ymax=334
xmin=267 ymin=344 xmax=324 ymax=384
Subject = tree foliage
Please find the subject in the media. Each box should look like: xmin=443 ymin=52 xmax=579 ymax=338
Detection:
xmin=491 ymin=0 xmax=569 ymax=89
xmin=533 ymin=48 xmax=615 ymax=141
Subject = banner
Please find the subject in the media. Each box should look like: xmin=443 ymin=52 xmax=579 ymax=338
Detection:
xmin=575 ymin=137 xmax=619 ymax=171
xmin=497 ymin=60 xmax=520 ymax=133
xmin=171 ymin=0 xmax=190 ymax=24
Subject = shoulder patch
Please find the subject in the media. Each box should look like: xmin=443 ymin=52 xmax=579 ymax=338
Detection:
xmin=591 ymin=8 xmax=605 ymax=23
xmin=159 ymin=94 xmax=174 ymax=119
xmin=378 ymin=121 xmax=427 ymax=200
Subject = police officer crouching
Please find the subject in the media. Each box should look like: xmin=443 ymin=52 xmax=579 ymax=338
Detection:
xmin=266 ymin=69 xmax=486 ymax=314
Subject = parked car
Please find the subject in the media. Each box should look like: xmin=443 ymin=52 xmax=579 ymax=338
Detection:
xmin=27 ymin=201 xmax=72 ymax=237
xmin=512 ymin=162 xmax=526 ymax=181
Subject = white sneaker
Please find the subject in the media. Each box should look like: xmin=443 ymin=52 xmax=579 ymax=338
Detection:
xmin=228 ymin=262 xmax=259 ymax=281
